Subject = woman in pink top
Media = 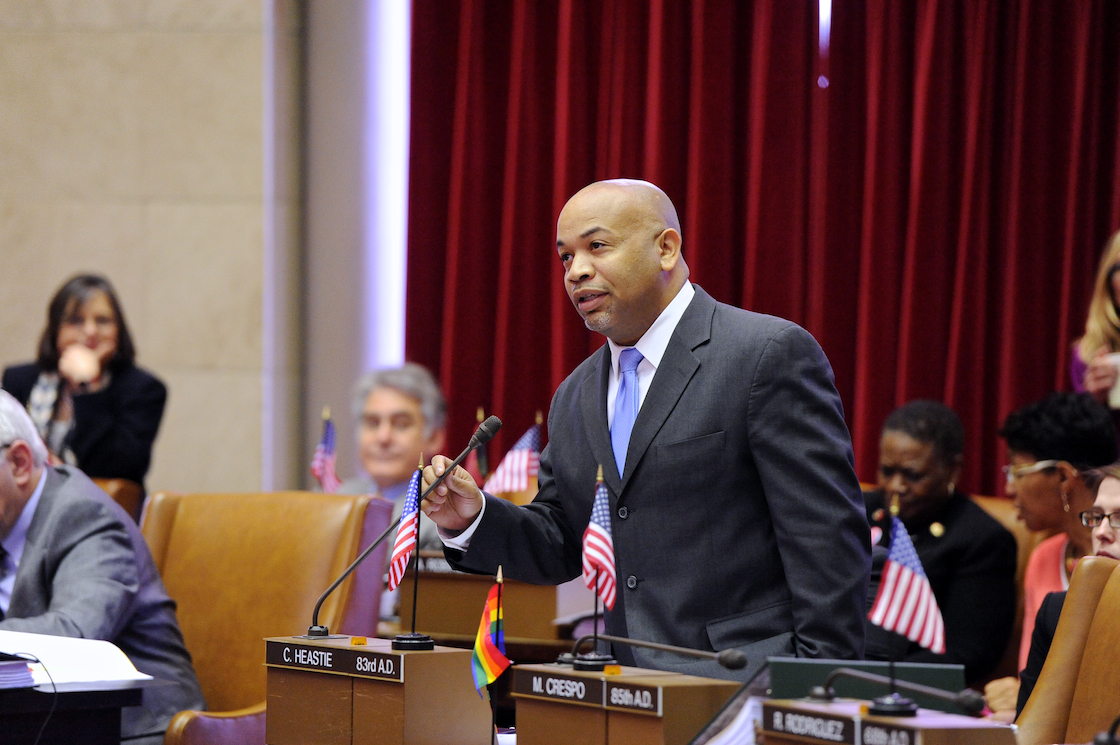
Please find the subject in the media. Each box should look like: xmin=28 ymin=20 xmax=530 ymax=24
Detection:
xmin=1000 ymin=392 xmax=1117 ymax=671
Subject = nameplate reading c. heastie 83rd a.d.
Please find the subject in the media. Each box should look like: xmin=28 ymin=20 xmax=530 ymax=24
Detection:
xmin=265 ymin=640 xmax=403 ymax=682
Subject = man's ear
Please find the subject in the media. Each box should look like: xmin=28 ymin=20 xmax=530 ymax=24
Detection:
xmin=657 ymin=228 xmax=683 ymax=272
xmin=7 ymin=441 xmax=36 ymax=488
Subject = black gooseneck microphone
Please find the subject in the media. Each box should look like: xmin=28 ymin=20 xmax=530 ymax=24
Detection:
xmin=304 ymin=416 xmax=502 ymax=638
xmin=807 ymin=667 xmax=986 ymax=717
xmin=565 ymin=633 xmax=747 ymax=671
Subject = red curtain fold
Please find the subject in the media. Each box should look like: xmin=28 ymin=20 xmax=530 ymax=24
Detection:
xmin=406 ymin=0 xmax=1120 ymax=495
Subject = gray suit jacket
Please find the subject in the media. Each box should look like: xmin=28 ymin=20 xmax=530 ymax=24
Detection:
xmin=0 ymin=466 xmax=205 ymax=743
xmin=449 ymin=287 xmax=870 ymax=681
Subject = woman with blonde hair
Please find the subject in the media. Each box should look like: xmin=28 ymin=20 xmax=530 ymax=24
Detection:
xmin=1072 ymin=230 xmax=1120 ymax=401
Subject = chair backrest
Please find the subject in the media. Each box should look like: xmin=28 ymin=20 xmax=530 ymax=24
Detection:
xmin=142 ymin=491 xmax=371 ymax=712
xmin=335 ymin=495 xmax=394 ymax=637
xmin=92 ymin=477 xmax=143 ymax=522
xmin=969 ymin=494 xmax=1055 ymax=682
xmin=1064 ymin=563 xmax=1120 ymax=743
xmin=1016 ymin=555 xmax=1119 ymax=745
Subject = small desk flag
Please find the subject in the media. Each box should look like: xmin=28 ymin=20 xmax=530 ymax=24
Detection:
xmin=582 ymin=467 xmax=616 ymax=610
xmin=387 ymin=468 xmax=421 ymax=591
xmin=310 ymin=410 xmax=341 ymax=493
xmin=483 ymin=422 xmax=540 ymax=493
xmin=868 ymin=515 xmax=946 ymax=653
xmin=471 ymin=570 xmax=511 ymax=696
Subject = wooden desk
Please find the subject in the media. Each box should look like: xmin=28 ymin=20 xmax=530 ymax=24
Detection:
xmin=510 ymin=663 xmax=740 ymax=745
xmin=0 ymin=681 xmax=144 ymax=745
xmin=264 ymin=635 xmax=492 ymax=745
xmin=398 ymin=568 xmax=560 ymax=639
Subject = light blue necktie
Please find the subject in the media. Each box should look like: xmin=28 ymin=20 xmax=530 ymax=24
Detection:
xmin=611 ymin=348 xmax=644 ymax=478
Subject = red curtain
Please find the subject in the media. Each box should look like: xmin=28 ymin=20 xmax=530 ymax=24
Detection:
xmin=405 ymin=0 xmax=1120 ymax=496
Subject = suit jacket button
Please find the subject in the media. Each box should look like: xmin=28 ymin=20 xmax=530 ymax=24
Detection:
xmin=618 ymin=506 xmax=628 ymax=519
xmin=626 ymin=576 xmax=637 ymax=590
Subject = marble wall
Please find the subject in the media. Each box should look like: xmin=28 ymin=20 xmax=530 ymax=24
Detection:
xmin=0 ymin=1 xmax=302 ymax=493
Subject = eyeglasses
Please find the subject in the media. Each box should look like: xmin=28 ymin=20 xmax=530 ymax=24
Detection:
xmin=1080 ymin=510 xmax=1120 ymax=529
xmin=1002 ymin=460 xmax=1060 ymax=484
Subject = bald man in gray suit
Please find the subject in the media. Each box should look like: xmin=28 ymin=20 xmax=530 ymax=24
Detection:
xmin=0 ymin=390 xmax=203 ymax=744
xmin=422 ymin=180 xmax=871 ymax=681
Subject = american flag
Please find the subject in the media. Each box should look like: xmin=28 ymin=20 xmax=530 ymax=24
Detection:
xmin=310 ymin=415 xmax=341 ymax=493
xmin=582 ymin=472 xmax=616 ymax=610
xmin=868 ymin=516 xmax=945 ymax=653
xmin=483 ymin=424 xmax=540 ymax=493
xmin=387 ymin=468 xmax=422 ymax=591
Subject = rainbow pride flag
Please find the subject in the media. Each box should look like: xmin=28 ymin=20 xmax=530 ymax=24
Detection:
xmin=471 ymin=573 xmax=511 ymax=696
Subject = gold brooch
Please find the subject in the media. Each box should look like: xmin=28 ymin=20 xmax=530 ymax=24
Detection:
xmin=930 ymin=522 xmax=945 ymax=538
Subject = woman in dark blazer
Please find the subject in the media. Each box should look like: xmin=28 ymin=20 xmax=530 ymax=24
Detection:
xmin=2 ymin=274 xmax=165 ymax=490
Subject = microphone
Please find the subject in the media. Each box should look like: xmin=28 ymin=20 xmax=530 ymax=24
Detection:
xmin=304 ymin=415 xmax=502 ymax=638
xmin=807 ymin=667 xmax=986 ymax=717
xmin=564 ymin=633 xmax=747 ymax=671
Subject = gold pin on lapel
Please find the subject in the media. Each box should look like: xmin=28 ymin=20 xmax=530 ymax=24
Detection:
xmin=930 ymin=522 xmax=945 ymax=538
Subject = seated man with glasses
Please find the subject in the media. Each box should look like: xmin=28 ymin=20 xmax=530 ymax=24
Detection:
xmin=865 ymin=400 xmax=1018 ymax=685
xmin=1013 ymin=463 xmax=1120 ymax=715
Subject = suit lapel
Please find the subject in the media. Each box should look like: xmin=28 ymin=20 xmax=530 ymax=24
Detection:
xmin=580 ymin=347 xmax=621 ymax=494
xmin=619 ymin=289 xmax=715 ymax=495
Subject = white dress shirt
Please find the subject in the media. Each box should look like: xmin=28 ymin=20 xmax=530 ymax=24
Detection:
xmin=0 ymin=469 xmax=46 ymax=615
xmin=441 ymin=281 xmax=696 ymax=550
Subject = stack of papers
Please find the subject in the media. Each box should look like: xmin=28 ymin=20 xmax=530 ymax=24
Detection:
xmin=0 ymin=653 xmax=34 ymax=689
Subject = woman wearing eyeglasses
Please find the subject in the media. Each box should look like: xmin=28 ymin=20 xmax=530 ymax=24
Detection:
xmin=998 ymin=392 xmax=1118 ymax=673
xmin=1013 ymin=464 xmax=1120 ymax=716
xmin=0 ymin=274 xmax=166 ymax=497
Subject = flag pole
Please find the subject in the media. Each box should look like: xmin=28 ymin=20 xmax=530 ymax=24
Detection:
xmin=868 ymin=494 xmax=919 ymax=716
xmin=476 ymin=407 xmax=490 ymax=480
xmin=572 ymin=465 xmax=617 ymax=672
xmin=492 ymin=566 xmax=504 ymax=745
xmin=408 ymin=455 xmax=424 ymax=636
xmin=393 ymin=456 xmax=435 ymax=651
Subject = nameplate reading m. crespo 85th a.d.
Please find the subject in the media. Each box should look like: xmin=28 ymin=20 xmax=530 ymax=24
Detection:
xmin=511 ymin=667 xmax=606 ymax=708
xmin=265 ymin=639 xmax=402 ymax=682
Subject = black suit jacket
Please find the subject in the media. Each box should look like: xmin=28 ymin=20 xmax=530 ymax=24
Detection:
xmin=3 ymin=362 xmax=166 ymax=487
xmin=449 ymin=287 xmax=871 ymax=681
xmin=864 ymin=490 xmax=1017 ymax=684
xmin=1016 ymin=589 xmax=1063 ymax=716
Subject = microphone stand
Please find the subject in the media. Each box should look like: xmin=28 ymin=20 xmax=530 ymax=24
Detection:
xmin=561 ymin=633 xmax=747 ymax=672
xmin=301 ymin=416 xmax=502 ymax=639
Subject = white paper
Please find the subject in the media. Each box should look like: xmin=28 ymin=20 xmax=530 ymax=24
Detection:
xmin=0 ymin=630 xmax=152 ymax=685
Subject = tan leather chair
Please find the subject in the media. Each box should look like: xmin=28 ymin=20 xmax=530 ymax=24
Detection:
xmin=970 ymin=494 xmax=1056 ymax=683
xmin=1016 ymin=555 xmax=1120 ymax=745
xmin=142 ymin=491 xmax=389 ymax=745
xmin=92 ymin=477 xmax=144 ymax=522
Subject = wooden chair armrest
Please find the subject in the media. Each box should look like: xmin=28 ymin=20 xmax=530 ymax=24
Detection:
xmin=164 ymin=701 xmax=266 ymax=745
